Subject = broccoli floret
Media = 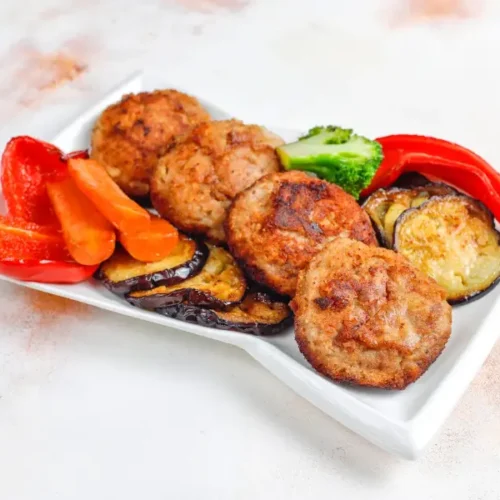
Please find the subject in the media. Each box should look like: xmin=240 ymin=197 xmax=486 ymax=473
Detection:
xmin=276 ymin=126 xmax=383 ymax=199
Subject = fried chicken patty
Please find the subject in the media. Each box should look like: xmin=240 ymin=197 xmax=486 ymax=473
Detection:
xmin=292 ymin=238 xmax=452 ymax=390
xmin=226 ymin=171 xmax=378 ymax=296
xmin=91 ymin=90 xmax=210 ymax=197
xmin=150 ymin=119 xmax=284 ymax=243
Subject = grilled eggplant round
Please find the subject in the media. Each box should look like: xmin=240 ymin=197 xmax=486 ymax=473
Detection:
xmin=127 ymin=244 xmax=247 ymax=310
xmin=157 ymin=291 xmax=293 ymax=335
xmin=393 ymin=195 xmax=500 ymax=304
xmin=363 ymin=184 xmax=457 ymax=247
xmin=96 ymin=234 xmax=208 ymax=296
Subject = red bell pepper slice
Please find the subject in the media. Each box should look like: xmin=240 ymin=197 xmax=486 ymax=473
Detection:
xmin=375 ymin=134 xmax=496 ymax=174
xmin=0 ymin=259 xmax=98 ymax=283
xmin=1 ymin=136 xmax=68 ymax=225
xmin=0 ymin=215 xmax=70 ymax=261
xmin=0 ymin=216 xmax=96 ymax=283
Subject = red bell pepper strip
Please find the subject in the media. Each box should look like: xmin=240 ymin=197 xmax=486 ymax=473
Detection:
xmin=375 ymin=134 xmax=496 ymax=174
xmin=0 ymin=259 xmax=98 ymax=283
xmin=1 ymin=136 xmax=68 ymax=225
xmin=0 ymin=216 xmax=96 ymax=283
xmin=393 ymin=153 xmax=499 ymax=220
xmin=363 ymin=135 xmax=500 ymax=196
xmin=0 ymin=215 xmax=70 ymax=261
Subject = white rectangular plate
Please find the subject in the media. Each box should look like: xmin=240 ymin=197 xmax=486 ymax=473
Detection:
xmin=2 ymin=73 xmax=499 ymax=460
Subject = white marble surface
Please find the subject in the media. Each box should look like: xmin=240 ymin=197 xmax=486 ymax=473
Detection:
xmin=0 ymin=1 xmax=499 ymax=498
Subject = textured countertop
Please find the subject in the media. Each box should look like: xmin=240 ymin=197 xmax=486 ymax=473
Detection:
xmin=0 ymin=1 xmax=499 ymax=498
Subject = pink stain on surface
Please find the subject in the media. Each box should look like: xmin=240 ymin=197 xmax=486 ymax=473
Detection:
xmin=0 ymin=38 xmax=91 ymax=114
xmin=392 ymin=0 xmax=481 ymax=25
xmin=174 ymin=0 xmax=248 ymax=13
xmin=39 ymin=7 xmax=65 ymax=21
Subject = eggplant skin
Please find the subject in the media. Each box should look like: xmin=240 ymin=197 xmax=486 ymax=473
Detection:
xmin=361 ymin=188 xmax=403 ymax=247
xmin=127 ymin=287 xmax=236 ymax=311
xmin=157 ymin=292 xmax=293 ymax=335
xmin=448 ymin=275 xmax=500 ymax=306
xmin=126 ymin=245 xmax=247 ymax=310
xmin=96 ymin=236 xmax=209 ymax=296
xmin=362 ymin=183 xmax=458 ymax=248
xmin=393 ymin=195 xmax=500 ymax=305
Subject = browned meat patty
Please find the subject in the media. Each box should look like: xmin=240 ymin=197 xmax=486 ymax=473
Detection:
xmin=91 ymin=90 xmax=210 ymax=197
xmin=226 ymin=171 xmax=378 ymax=296
xmin=150 ymin=119 xmax=284 ymax=243
xmin=292 ymin=238 xmax=452 ymax=390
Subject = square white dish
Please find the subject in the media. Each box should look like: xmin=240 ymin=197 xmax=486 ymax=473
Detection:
xmin=1 ymin=72 xmax=499 ymax=460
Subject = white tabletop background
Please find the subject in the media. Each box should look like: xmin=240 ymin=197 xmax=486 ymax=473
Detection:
xmin=0 ymin=0 xmax=499 ymax=498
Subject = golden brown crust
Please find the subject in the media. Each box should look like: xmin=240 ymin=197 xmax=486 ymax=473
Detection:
xmin=292 ymin=238 xmax=452 ymax=390
xmin=90 ymin=90 xmax=210 ymax=197
xmin=226 ymin=171 xmax=378 ymax=296
xmin=150 ymin=119 xmax=284 ymax=243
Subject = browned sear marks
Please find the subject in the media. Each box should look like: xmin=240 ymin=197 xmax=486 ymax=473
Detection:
xmin=226 ymin=171 xmax=378 ymax=297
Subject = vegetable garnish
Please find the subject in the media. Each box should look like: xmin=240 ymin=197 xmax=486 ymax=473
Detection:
xmin=1 ymin=136 xmax=68 ymax=225
xmin=46 ymin=178 xmax=116 ymax=266
xmin=119 ymin=215 xmax=179 ymax=263
xmin=393 ymin=195 xmax=500 ymax=305
xmin=67 ymin=158 xmax=151 ymax=234
xmin=361 ymin=134 xmax=500 ymax=221
xmin=276 ymin=126 xmax=383 ymax=199
xmin=0 ymin=215 xmax=97 ymax=284
xmin=96 ymin=235 xmax=208 ymax=296
xmin=0 ymin=216 xmax=69 ymax=261
xmin=0 ymin=260 xmax=98 ymax=284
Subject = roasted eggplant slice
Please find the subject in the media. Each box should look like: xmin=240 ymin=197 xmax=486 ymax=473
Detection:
xmin=394 ymin=195 xmax=500 ymax=304
xmin=157 ymin=291 xmax=293 ymax=335
xmin=363 ymin=184 xmax=457 ymax=247
xmin=96 ymin=234 xmax=208 ymax=296
xmin=127 ymin=245 xmax=247 ymax=310
xmin=362 ymin=188 xmax=403 ymax=246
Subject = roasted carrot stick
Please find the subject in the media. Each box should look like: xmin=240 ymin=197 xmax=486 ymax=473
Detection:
xmin=46 ymin=178 xmax=116 ymax=266
xmin=119 ymin=215 xmax=179 ymax=262
xmin=68 ymin=158 xmax=150 ymax=234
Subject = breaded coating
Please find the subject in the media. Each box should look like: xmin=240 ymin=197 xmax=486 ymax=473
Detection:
xmin=150 ymin=119 xmax=284 ymax=243
xmin=91 ymin=90 xmax=210 ymax=197
xmin=226 ymin=171 xmax=378 ymax=296
xmin=292 ymin=238 xmax=452 ymax=390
